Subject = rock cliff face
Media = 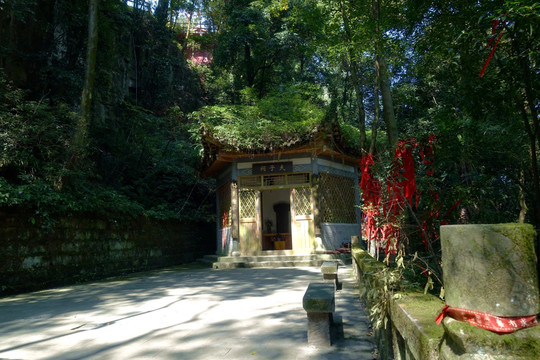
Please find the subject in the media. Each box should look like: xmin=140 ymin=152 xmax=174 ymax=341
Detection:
xmin=0 ymin=2 xmax=213 ymax=296
xmin=0 ymin=0 xmax=202 ymax=113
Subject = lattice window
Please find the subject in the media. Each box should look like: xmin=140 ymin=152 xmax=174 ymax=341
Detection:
xmin=239 ymin=189 xmax=258 ymax=219
xmin=288 ymin=172 xmax=310 ymax=185
xmin=319 ymin=173 xmax=357 ymax=223
xmin=238 ymin=172 xmax=310 ymax=189
xmin=263 ymin=174 xmax=286 ymax=186
xmin=239 ymin=176 xmax=261 ymax=187
xmin=294 ymin=187 xmax=312 ymax=216
xmin=218 ymin=182 xmax=231 ymax=227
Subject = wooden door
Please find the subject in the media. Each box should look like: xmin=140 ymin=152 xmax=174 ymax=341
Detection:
xmin=239 ymin=189 xmax=261 ymax=255
xmin=291 ymin=187 xmax=314 ymax=252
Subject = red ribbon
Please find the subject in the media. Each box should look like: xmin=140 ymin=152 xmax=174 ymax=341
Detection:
xmin=360 ymin=136 xmax=460 ymax=258
xmin=479 ymin=13 xmax=507 ymax=77
xmin=392 ymin=139 xmax=418 ymax=207
xmin=435 ymin=305 xmax=538 ymax=334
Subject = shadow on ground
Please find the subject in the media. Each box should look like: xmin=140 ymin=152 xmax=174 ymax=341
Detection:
xmin=0 ymin=266 xmax=376 ymax=359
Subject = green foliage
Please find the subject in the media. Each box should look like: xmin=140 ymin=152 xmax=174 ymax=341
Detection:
xmin=92 ymin=102 xmax=213 ymax=222
xmin=0 ymin=73 xmax=74 ymax=185
xmin=389 ymin=0 xmax=538 ymax=227
xmin=0 ymin=72 xmax=144 ymax=225
xmin=0 ymin=0 xmax=214 ymax=223
xmin=0 ymin=69 xmax=212 ymax=223
xmin=360 ymin=251 xmax=406 ymax=329
xmin=0 ymin=177 xmax=145 ymax=229
xmin=209 ymin=0 xmax=325 ymax=99
xmin=0 ymin=0 xmax=38 ymax=23
xmin=2 ymin=0 xmax=538 ymax=235
xmin=193 ymin=86 xmax=326 ymax=150
xmin=341 ymin=123 xmax=386 ymax=154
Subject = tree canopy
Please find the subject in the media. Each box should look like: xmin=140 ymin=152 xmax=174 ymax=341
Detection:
xmin=1 ymin=0 xmax=539 ymax=239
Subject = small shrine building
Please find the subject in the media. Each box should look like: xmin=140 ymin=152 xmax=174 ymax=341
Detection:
xmin=200 ymin=117 xmax=363 ymax=256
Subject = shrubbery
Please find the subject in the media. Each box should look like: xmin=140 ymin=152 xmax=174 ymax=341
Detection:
xmin=0 ymin=72 xmax=213 ymax=225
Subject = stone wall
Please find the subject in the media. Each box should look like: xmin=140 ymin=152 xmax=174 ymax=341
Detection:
xmin=0 ymin=212 xmax=215 ymax=295
xmin=352 ymin=246 xmax=540 ymax=360
xmin=320 ymin=223 xmax=360 ymax=250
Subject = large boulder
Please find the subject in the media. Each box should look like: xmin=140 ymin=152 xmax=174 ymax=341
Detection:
xmin=441 ymin=224 xmax=538 ymax=316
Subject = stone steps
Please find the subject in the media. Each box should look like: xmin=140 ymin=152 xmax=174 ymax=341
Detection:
xmin=199 ymin=253 xmax=352 ymax=269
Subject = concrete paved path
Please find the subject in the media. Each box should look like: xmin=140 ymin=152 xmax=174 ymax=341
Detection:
xmin=0 ymin=265 xmax=377 ymax=360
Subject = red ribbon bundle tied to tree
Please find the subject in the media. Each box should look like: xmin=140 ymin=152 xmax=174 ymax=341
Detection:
xmin=360 ymin=136 xmax=461 ymax=258
xmin=389 ymin=138 xmax=418 ymax=208
xmin=360 ymin=153 xmax=383 ymax=252
xmin=435 ymin=305 xmax=538 ymax=334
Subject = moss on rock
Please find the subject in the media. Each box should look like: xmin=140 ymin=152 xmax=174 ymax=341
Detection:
xmin=442 ymin=317 xmax=540 ymax=359
xmin=391 ymin=291 xmax=445 ymax=360
xmin=441 ymin=224 xmax=539 ymax=316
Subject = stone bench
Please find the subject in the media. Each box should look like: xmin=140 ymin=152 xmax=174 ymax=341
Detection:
xmin=321 ymin=261 xmax=341 ymax=290
xmin=302 ymin=281 xmax=336 ymax=347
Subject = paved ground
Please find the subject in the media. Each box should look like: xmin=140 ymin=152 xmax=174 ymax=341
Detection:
xmin=0 ymin=265 xmax=377 ymax=360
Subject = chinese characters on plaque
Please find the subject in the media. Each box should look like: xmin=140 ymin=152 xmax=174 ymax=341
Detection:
xmin=252 ymin=161 xmax=293 ymax=175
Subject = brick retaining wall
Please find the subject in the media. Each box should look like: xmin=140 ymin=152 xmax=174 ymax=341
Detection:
xmin=0 ymin=211 xmax=215 ymax=295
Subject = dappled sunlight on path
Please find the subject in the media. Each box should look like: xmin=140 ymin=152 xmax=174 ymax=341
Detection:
xmin=0 ymin=266 xmax=376 ymax=359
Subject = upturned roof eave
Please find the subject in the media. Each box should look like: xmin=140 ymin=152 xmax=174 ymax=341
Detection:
xmin=200 ymin=133 xmax=362 ymax=178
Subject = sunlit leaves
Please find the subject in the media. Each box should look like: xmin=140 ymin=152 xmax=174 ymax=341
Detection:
xmin=194 ymin=86 xmax=325 ymax=151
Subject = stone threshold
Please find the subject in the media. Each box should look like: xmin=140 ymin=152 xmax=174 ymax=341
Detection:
xmin=200 ymin=253 xmax=352 ymax=269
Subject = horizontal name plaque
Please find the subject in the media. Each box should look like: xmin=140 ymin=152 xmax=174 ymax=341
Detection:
xmin=252 ymin=161 xmax=293 ymax=175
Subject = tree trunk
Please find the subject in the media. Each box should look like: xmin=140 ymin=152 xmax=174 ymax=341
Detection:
xmin=372 ymin=0 xmax=397 ymax=149
xmin=349 ymin=59 xmax=367 ymax=151
xmin=339 ymin=0 xmax=366 ymax=151
xmin=513 ymin=26 xmax=540 ymax=228
xmin=71 ymin=0 xmax=99 ymax=166
xmin=518 ymin=169 xmax=527 ymax=223
xmin=370 ymin=58 xmax=380 ymax=155
xmin=519 ymin=54 xmax=540 ymax=149
xmin=518 ymin=97 xmax=540 ymax=227
xmin=369 ymin=66 xmax=380 ymax=155
xmin=155 ymin=0 xmax=170 ymax=26
xmin=181 ymin=10 xmax=194 ymax=53
xmin=244 ymin=43 xmax=255 ymax=87
xmin=378 ymin=56 xmax=397 ymax=148
xmin=369 ymin=0 xmax=380 ymax=155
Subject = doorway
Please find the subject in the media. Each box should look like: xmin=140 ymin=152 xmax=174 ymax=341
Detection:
xmin=261 ymin=189 xmax=292 ymax=250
